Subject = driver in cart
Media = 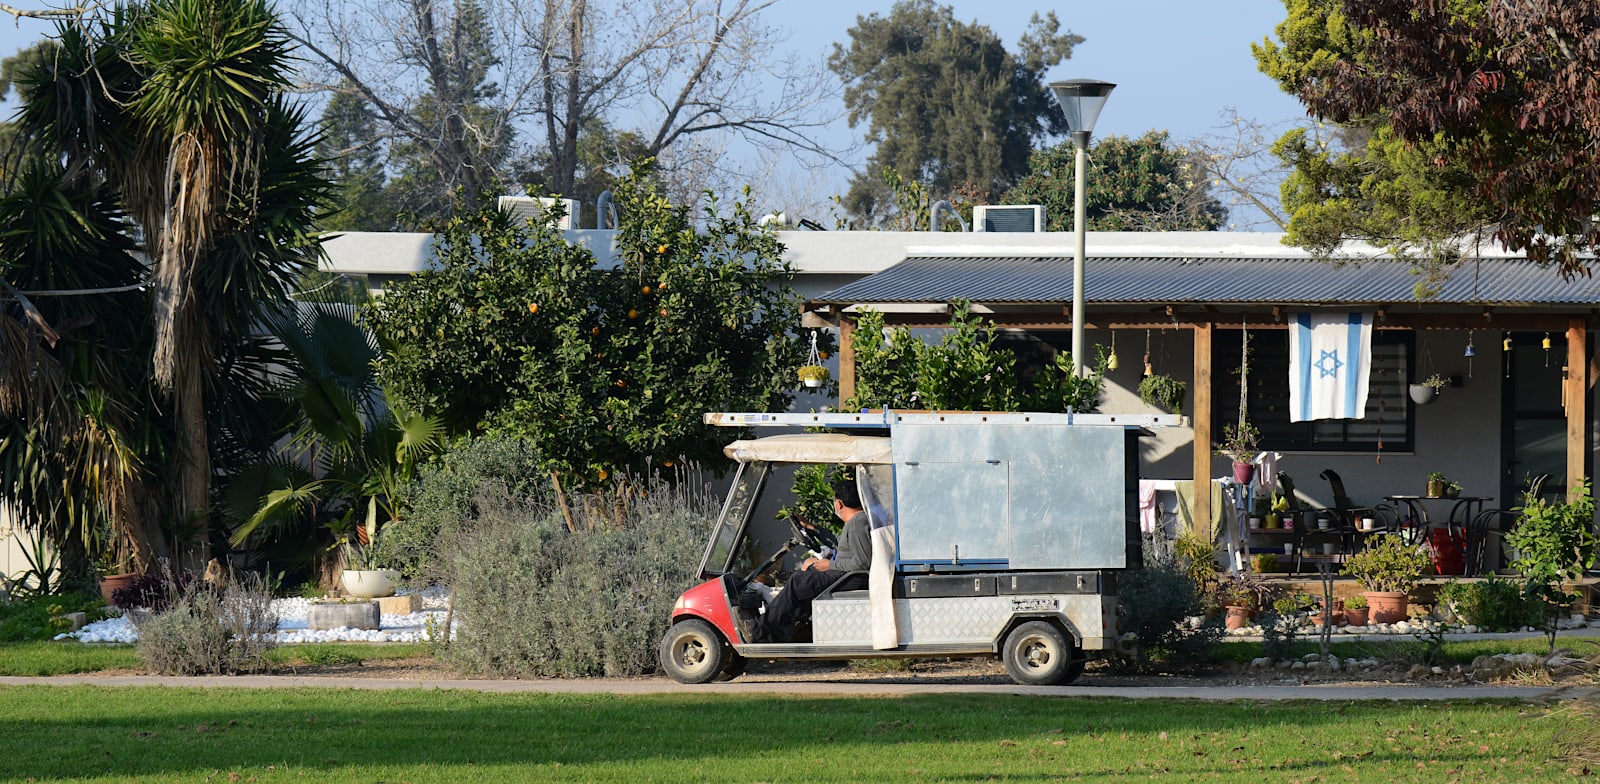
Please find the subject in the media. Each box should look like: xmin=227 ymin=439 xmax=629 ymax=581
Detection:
xmin=749 ymin=478 xmax=872 ymax=643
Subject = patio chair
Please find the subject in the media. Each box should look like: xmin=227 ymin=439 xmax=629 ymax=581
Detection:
xmin=1462 ymin=473 xmax=1550 ymax=574
xmin=1275 ymin=472 xmax=1325 ymax=574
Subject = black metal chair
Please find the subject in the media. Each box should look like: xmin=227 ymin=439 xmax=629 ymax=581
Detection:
xmin=1277 ymin=472 xmax=1340 ymax=574
xmin=1463 ymin=473 xmax=1551 ymax=575
xmin=1319 ymin=468 xmax=1394 ymax=553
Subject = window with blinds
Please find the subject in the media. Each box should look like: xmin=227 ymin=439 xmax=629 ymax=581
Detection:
xmin=1214 ymin=329 xmax=1413 ymax=453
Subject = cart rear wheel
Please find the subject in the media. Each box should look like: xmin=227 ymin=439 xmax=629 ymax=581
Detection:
xmin=659 ymin=619 xmax=727 ymax=684
xmin=1003 ymin=621 xmax=1081 ymax=686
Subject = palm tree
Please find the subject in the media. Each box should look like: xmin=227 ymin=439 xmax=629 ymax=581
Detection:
xmin=228 ymin=302 xmax=446 ymax=587
xmin=0 ymin=162 xmax=160 ymax=580
xmin=5 ymin=0 xmax=331 ymax=568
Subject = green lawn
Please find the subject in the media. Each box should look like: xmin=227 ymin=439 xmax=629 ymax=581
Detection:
xmin=0 ymin=642 xmax=430 ymax=676
xmin=0 ymin=687 xmax=1584 ymax=782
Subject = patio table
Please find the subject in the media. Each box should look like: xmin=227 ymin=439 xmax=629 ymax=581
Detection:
xmin=1383 ymin=495 xmax=1491 ymax=574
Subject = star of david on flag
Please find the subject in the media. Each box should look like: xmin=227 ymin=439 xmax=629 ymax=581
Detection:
xmin=1289 ymin=312 xmax=1373 ymax=422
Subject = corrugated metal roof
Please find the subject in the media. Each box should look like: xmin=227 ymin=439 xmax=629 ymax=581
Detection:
xmin=813 ymin=256 xmax=1600 ymax=307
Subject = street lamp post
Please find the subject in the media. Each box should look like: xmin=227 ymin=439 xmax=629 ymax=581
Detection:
xmin=1048 ymin=79 xmax=1115 ymax=377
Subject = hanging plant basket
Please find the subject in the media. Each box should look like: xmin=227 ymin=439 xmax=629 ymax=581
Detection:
xmin=1137 ymin=373 xmax=1186 ymax=414
xmin=798 ymin=365 xmax=829 ymax=388
xmin=1408 ymin=384 xmax=1437 ymax=405
xmin=797 ymin=329 xmax=830 ymax=389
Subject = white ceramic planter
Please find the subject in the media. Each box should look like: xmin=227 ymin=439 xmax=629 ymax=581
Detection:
xmin=341 ymin=569 xmax=401 ymax=598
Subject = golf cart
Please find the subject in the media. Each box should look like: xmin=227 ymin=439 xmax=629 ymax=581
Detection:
xmin=658 ymin=410 xmax=1180 ymax=686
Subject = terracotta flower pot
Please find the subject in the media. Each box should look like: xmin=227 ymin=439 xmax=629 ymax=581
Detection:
xmin=1224 ymin=605 xmax=1251 ymax=630
xmin=98 ymin=572 xmax=139 ymax=605
xmin=1232 ymin=462 xmax=1256 ymax=484
xmin=1345 ymin=607 xmax=1369 ymax=626
xmin=1363 ymin=591 xmax=1409 ymax=624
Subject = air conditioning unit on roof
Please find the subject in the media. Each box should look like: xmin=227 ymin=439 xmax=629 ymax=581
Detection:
xmin=497 ymin=196 xmax=579 ymax=229
xmin=973 ymin=204 xmax=1045 ymax=232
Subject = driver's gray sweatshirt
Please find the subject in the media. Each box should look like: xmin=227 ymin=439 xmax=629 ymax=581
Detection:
xmin=832 ymin=511 xmax=872 ymax=573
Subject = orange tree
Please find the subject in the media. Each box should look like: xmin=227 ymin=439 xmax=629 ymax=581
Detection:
xmin=366 ymin=162 xmax=805 ymax=512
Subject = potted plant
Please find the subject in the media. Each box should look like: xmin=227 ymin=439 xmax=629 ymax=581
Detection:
xmin=1443 ymin=481 xmax=1463 ymax=499
xmin=797 ymin=364 xmax=830 ymax=388
xmin=1214 ymin=571 xmax=1271 ymax=630
xmin=1344 ymin=593 xmax=1369 ymax=626
xmin=1425 ymin=471 xmax=1448 ymax=498
xmin=1137 ymin=373 xmax=1186 ymax=415
xmin=1409 ymin=373 xmax=1447 ymax=405
xmin=1215 ymin=421 xmax=1260 ymax=484
xmin=339 ymin=541 xmax=401 ymax=599
xmin=1264 ymin=492 xmax=1289 ymax=528
xmin=1343 ymin=533 xmax=1431 ymax=624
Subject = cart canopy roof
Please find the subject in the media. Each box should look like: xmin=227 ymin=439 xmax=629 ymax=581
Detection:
xmin=722 ymin=433 xmax=893 ymax=465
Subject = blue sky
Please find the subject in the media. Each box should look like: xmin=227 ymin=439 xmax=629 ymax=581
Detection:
xmin=769 ymin=0 xmax=1306 ymax=143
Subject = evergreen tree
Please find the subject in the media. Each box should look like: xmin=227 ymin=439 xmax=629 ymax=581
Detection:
xmin=829 ymin=0 xmax=1081 ymax=225
xmin=1003 ymin=131 xmax=1225 ymax=231
xmin=316 ymin=85 xmax=392 ymax=231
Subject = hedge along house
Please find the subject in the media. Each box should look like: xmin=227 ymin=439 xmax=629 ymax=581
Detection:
xmin=793 ymin=231 xmax=1598 ymax=547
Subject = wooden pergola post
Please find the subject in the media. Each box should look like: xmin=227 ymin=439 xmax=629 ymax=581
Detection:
xmin=838 ymin=317 xmax=857 ymax=406
xmin=1567 ymin=318 xmax=1589 ymax=500
xmin=1191 ymin=322 xmax=1213 ymax=539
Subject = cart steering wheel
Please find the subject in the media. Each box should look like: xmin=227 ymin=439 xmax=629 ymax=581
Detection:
xmin=788 ymin=517 xmax=838 ymax=554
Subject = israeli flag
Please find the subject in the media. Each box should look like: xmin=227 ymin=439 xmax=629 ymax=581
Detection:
xmin=1290 ymin=312 xmax=1373 ymax=422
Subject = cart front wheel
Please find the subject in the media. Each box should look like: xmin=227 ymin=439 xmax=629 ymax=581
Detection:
xmin=659 ymin=619 xmax=727 ymax=684
xmin=1003 ymin=621 xmax=1081 ymax=686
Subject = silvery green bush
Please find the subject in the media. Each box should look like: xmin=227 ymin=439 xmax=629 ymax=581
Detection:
xmin=135 ymin=570 xmax=277 ymax=675
xmin=379 ymin=435 xmax=550 ymax=583
xmin=441 ymin=473 xmax=714 ymax=678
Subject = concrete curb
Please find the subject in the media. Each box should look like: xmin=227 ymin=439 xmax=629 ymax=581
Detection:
xmin=0 ymin=675 xmax=1592 ymax=701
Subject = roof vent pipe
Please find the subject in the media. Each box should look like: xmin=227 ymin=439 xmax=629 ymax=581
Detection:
xmin=930 ymin=200 xmax=967 ymax=232
xmin=595 ymin=190 xmax=618 ymax=229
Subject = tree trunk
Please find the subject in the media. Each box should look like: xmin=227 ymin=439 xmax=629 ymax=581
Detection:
xmin=176 ymin=363 xmax=211 ymax=569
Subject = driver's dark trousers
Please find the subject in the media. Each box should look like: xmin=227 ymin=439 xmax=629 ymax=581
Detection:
xmin=756 ymin=569 xmax=866 ymax=643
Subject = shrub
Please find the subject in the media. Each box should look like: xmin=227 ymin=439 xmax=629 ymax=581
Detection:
xmin=1116 ymin=533 xmax=1223 ymax=667
xmin=134 ymin=570 xmax=278 ymax=675
xmin=383 ymin=435 xmax=550 ymax=583
xmin=441 ymin=474 xmax=715 ymax=678
xmin=1344 ymin=533 xmax=1431 ymax=593
xmin=1437 ymin=577 xmax=1542 ymax=632
xmin=0 ymin=591 xmax=103 ymax=642
xmin=110 ymin=573 xmax=194 ymax=611
xmin=1508 ymin=479 xmax=1597 ymax=651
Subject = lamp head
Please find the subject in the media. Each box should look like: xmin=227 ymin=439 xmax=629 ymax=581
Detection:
xmin=1049 ymin=79 xmax=1116 ymax=137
